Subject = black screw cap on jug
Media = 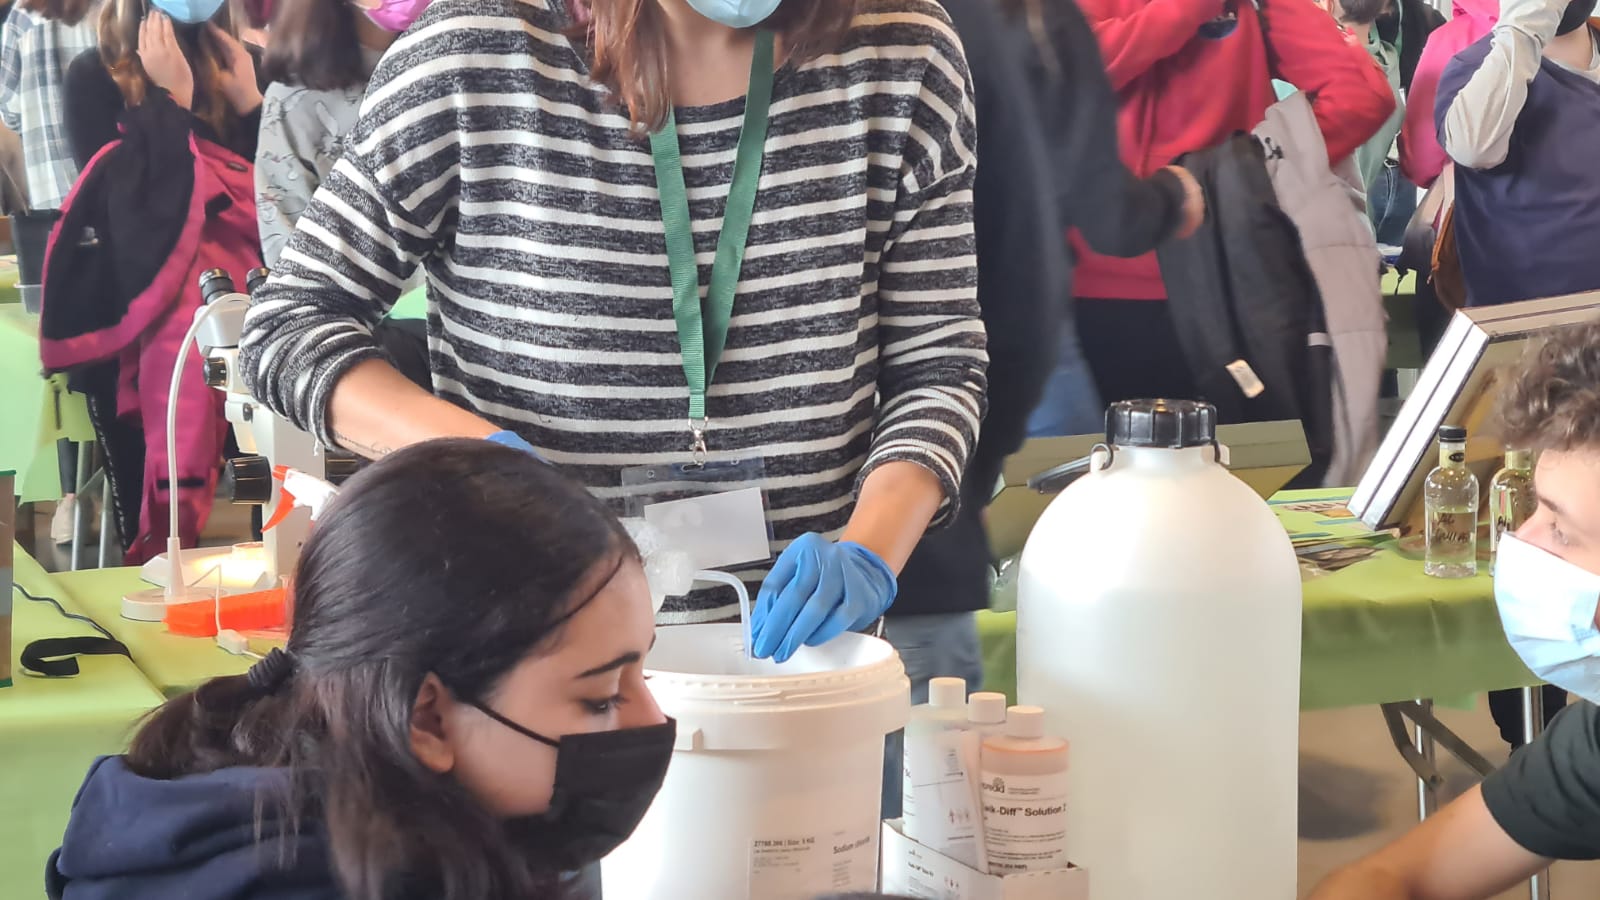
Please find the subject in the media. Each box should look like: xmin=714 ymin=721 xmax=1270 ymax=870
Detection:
xmin=199 ymin=269 xmax=235 ymax=305
xmin=1439 ymin=425 xmax=1467 ymax=442
xmin=1105 ymin=399 xmax=1217 ymax=449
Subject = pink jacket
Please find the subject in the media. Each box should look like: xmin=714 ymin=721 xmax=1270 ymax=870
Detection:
xmin=1399 ymin=0 xmax=1497 ymax=187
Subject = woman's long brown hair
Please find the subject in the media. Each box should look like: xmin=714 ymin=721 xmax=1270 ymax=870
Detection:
xmin=575 ymin=0 xmax=859 ymax=132
xmin=96 ymin=0 xmax=242 ymax=136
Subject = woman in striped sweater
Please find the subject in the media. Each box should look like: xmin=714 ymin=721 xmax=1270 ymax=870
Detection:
xmin=240 ymin=0 xmax=988 ymax=659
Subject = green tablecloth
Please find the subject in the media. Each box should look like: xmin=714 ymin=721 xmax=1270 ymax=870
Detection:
xmin=979 ymin=489 xmax=1536 ymax=710
xmin=0 ymin=306 xmax=93 ymax=502
xmin=2 ymin=548 xmax=165 ymax=900
xmin=47 ymin=567 xmax=254 ymax=698
xmin=0 ymin=254 xmax=22 ymax=305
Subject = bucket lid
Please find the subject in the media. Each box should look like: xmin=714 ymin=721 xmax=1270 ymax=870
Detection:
xmin=1107 ymin=399 xmax=1216 ymax=449
xmin=642 ymin=625 xmax=910 ymax=752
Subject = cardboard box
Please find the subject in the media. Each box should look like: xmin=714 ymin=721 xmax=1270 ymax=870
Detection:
xmin=880 ymin=822 xmax=1089 ymax=900
xmin=988 ymin=420 xmax=1311 ymax=560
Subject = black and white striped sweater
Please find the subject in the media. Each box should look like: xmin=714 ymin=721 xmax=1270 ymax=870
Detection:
xmin=240 ymin=0 xmax=988 ymax=622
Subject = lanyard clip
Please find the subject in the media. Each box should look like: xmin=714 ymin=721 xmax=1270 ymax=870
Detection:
xmin=689 ymin=419 xmax=710 ymax=465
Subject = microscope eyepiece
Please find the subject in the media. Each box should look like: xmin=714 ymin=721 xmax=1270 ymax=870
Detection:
xmin=245 ymin=267 xmax=271 ymax=296
xmin=199 ymin=269 xmax=236 ymax=305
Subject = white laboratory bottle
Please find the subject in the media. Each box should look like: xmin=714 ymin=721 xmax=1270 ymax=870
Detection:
xmin=902 ymin=677 xmax=982 ymax=866
xmin=980 ymin=706 xmax=1070 ymax=875
xmin=1018 ymin=400 xmax=1301 ymax=900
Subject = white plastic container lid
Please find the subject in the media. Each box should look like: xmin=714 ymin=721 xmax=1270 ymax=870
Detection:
xmin=1007 ymin=705 xmax=1046 ymax=739
xmin=969 ymin=692 xmax=1008 ymax=725
xmin=929 ymin=677 xmax=967 ymax=709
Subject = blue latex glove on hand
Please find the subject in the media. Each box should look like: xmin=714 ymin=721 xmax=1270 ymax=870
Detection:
xmin=751 ymin=533 xmax=898 ymax=663
xmin=485 ymin=430 xmax=546 ymax=462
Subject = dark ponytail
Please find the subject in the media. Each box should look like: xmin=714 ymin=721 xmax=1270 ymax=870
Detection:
xmin=124 ymin=439 xmax=636 ymax=900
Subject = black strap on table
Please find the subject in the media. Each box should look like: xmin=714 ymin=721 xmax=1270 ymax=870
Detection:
xmin=21 ymin=637 xmax=132 ymax=678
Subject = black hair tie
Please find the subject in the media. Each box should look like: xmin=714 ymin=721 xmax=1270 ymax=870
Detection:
xmin=246 ymin=648 xmax=298 ymax=694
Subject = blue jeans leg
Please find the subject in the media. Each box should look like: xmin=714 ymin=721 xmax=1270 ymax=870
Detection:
xmin=1027 ymin=325 xmax=1105 ymax=439
xmin=880 ymin=612 xmax=984 ymax=819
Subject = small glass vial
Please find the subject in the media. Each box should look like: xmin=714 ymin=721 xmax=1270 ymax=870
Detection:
xmin=1489 ymin=449 xmax=1536 ymax=574
xmin=1424 ymin=425 xmax=1479 ymax=578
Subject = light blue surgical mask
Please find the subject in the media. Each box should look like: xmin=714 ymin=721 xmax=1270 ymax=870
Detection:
xmin=684 ymin=0 xmax=781 ymax=28
xmin=1495 ymin=533 xmax=1600 ymax=703
xmin=151 ymin=0 xmax=227 ymax=24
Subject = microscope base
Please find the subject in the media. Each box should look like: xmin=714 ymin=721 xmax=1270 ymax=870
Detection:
xmin=122 ymin=585 xmax=223 ymax=622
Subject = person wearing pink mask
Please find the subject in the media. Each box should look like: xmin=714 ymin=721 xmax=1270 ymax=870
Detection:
xmin=255 ymin=0 xmax=428 ymax=266
xmin=1398 ymin=0 xmax=1497 ymax=189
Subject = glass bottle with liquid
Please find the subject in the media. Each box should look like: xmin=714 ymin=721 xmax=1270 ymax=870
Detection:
xmin=1424 ymin=425 xmax=1479 ymax=578
xmin=1489 ymin=449 xmax=1536 ymax=574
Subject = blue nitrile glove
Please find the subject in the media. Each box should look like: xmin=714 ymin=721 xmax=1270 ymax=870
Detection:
xmin=751 ymin=533 xmax=898 ymax=663
xmin=485 ymin=430 xmax=547 ymax=462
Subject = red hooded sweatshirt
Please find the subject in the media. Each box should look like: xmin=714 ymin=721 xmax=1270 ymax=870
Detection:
xmin=1072 ymin=0 xmax=1396 ymax=301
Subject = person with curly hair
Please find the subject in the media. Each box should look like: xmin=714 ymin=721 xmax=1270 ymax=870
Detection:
xmin=1310 ymin=320 xmax=1600 ymax=898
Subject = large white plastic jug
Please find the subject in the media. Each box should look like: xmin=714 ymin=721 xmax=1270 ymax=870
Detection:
xmin=602 ymin=624 xmax=910 ymax=900
xmin=1017 ymin=400 xmax=1301 ymax=900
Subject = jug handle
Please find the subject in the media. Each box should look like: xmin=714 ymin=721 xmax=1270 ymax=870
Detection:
xmin=1027 ymin=440 xmax=1228 ymax=494
xmin=1028 ymin=444 xmax=1115 ymax=494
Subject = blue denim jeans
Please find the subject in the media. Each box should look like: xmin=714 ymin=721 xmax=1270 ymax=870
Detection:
xmin=880 ymin=612 xmax=984 ymax=819
xmin=1026 ymin=317 xmax=1105 ymax=439
xmin=1369 ymin=160 xmax=1417 ymax=249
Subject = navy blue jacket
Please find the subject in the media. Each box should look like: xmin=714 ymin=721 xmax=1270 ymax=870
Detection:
xmin=46 ymin=756 xmax=341 ymax=900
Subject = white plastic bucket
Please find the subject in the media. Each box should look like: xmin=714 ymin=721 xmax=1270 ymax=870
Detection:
xmin=602 ymin=623 xmax=910 ymax=900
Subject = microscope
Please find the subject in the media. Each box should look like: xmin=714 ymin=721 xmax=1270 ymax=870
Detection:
xmin=134 ymin=269 xmax=355 ymax=612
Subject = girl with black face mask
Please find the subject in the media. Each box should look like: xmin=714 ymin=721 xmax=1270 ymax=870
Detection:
xmin=46 ymin=439 xmax=673 ymax=900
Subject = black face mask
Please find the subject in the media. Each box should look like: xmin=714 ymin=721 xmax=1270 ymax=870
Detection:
xmin=474 ymin=703 xmax=676 ymax=871
xmin=1558 ymin=0 xmax=1597 ymax=35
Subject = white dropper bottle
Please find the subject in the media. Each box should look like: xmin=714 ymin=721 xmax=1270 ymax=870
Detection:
xmin=967 ymin=691 xmax=1009 ymax=737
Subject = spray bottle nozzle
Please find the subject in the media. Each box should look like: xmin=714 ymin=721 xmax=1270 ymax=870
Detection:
xmin=262 ymin=466 xmax=339 ymax=531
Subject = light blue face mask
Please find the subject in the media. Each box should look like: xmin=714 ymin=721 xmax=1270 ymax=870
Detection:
xmin=150 ymin=0 xmax=227 ymax=25
xmin=684 ymin=0 xmax=781 ymax=28
xmin=1495 ymin=533 xmax=1600 ymax=704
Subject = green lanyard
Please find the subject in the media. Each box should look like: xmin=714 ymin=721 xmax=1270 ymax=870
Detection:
xmin=649 ymin=28 xmax=776 ymax=458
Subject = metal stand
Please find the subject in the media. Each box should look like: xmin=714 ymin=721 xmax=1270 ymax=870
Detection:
xmin=1524 ymin=687 xmax=1551 ymax=900
xmin=98 ymin=471 xmax=112 ymax=569
xmin=66 ymin=442 xmax=115 ymax=571
xmin=1382 ymin=700 xmax=1496 ymax=811
xmin=68 ymin=445 xmax=89 ymax=571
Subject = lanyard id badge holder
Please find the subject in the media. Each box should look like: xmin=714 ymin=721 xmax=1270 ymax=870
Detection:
xmin=620 ymin=30 xmax=777 ymax=574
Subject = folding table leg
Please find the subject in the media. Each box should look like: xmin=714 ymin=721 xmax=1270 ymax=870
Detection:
xmin=1415 ymin=699 xmax=1437 ymax=820
xmin=1524 ymin=687 xmax=1552 ymax=900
